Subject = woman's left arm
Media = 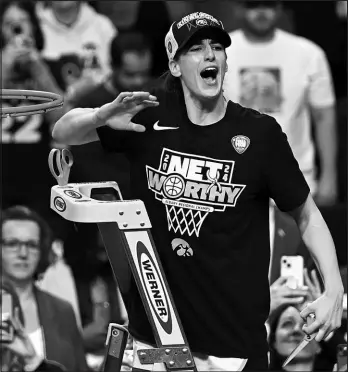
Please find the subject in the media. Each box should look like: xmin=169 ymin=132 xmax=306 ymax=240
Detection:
xmin=287 ymin=194 xmax=344 ymax=341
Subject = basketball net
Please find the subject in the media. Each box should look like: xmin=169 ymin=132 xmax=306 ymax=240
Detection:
xmin=162 ymin=199 xmax=213 ymax=237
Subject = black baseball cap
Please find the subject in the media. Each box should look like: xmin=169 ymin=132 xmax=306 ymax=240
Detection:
xmin=165 ymin=12 xmax=231 ymax=60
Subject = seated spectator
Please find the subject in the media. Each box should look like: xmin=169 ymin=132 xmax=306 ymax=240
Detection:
xmin=1 ymin=206 xmax=88 ymax=371
xmin=36 ymin=1 xmax=117 ymax=97
xmin=1 ymin=0 xmax=64 ymax=219
xmin=1 ymin=280 xmax=65 ymax=371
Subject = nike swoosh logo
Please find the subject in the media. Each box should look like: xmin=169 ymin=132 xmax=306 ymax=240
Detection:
xmin=153 ymin=121 xmax=179 ymax=131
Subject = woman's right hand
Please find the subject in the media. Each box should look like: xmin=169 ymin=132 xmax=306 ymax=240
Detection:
xmin=96 ymin=91 xmax=159 ymax=132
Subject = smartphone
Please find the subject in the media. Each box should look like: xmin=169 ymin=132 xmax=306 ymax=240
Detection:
xmin=337 ymin=344 xmax=347 ymax=371
xmin=280 ymin=255 xmax=304 ymax=289
xmin=1 ymin=291 xmax=14 ymax=343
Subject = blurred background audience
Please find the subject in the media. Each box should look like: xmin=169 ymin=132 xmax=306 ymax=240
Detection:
xmin=1 ymin=1 xmax=347 ymax=370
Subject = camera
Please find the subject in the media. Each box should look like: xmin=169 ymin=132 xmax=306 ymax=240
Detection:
xmin=1 ymin=290 xmax=14 ymax=343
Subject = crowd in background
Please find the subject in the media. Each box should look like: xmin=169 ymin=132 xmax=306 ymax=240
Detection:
xmin=1 ymin=1 xmax=347 ymax=371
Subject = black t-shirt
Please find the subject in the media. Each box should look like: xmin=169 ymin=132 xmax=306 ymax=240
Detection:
xmin=96 ymin=98 xmax=310 ymax=358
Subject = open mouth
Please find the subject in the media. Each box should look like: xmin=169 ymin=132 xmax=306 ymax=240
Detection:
xmin=200 ymin=67 xmax=218 ymax=84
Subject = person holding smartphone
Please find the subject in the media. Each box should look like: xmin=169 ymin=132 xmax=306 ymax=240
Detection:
xmin=1 ymin=281 xmax=65 ymax=372
xmin=1 ymin=206 xmax=88 ymax=371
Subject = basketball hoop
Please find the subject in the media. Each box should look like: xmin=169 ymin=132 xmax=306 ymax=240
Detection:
xmin=1 ymin=89 xmax=64 ymax=117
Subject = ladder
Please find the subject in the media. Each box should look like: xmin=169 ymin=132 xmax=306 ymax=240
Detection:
xmin=50 ymin=180 xmax=197 ymax=372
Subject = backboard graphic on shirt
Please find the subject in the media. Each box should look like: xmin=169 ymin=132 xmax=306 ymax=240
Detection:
xmin=146 ymin=148 xmax=246 ymax=237
xmin=239 ymin=67 xmax=282 ymax=114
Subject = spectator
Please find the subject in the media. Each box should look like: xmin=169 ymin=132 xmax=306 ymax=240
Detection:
xmin=268 ymin=303 xmax=321 ymax=371
xmin=224 ymin=0 xmax=338 ymax=206
xmin=66 ymin=31 xmax=154 ymax=197
xmin=1 ymin=0 xmax=64 ymax=219
xmin=1 ymin=280 xmax=65 ymax=371
xmin=268 ymin=303 xmax=346 ymax=371
xmin=37 ymin=1 xmax=117 ymax=96
xmin=1 ymin=206 xmax=88 ymax=371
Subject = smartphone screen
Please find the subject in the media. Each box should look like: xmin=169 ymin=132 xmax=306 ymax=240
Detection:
xmin=280 ymin=256 xmax=304 ymax=288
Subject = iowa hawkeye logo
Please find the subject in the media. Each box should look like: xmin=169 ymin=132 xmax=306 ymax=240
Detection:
xmin=146 ymin=149 xmax=246 ymax=236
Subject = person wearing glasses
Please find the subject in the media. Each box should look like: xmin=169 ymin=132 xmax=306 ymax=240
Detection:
xmin=1 ymin=206 xmax=88 ymax=371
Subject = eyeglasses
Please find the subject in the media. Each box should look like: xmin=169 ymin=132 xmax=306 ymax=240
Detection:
xmin=1 ymin=239 xmax=40 ymax=253
xmin=244 ymin=1 xmax=279 ymax=9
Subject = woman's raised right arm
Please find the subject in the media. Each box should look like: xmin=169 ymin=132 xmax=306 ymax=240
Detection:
xmin=52 ymin=91 xmax=159 ymax=146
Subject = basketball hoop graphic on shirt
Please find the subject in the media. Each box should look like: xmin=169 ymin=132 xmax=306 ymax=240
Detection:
xmin=146 ymin=148 xmax=246 ymax=237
